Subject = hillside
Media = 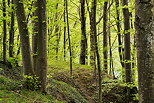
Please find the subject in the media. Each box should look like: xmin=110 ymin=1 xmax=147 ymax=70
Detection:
xmin=0 ymin=61 xmax=138 ymax=103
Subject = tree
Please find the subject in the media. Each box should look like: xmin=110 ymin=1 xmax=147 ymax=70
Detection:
xmin=135 ymin=0 xmax=154 ymax=102
xmin=65 ymin=0 xmax=73 ymax=76
xmin=103 ymin=1 xmax=108 ymax=73
xmin=122 ymin=0 xmax=131 ymax=83
xmin=33 ymin=0 xmax=47 ymax=93
xmin=55 ymin=3 xmax=60 ymax=60
xmin=63 ymin=0 xmax=66 ymax=61
xmin=79 ymin=0 xmax=87 ymax=65
xmin=14 ymin=0 xmax=34 ymax=75
xmin=115 ymin=0 xmax=124 ymax=68
xmin=2 ymin=0 xmax=7 ymax=63
xmin=9 ymin=0 xmax=15 ymax=58
xmin=90 ymin=0 xmax=102 ymax=102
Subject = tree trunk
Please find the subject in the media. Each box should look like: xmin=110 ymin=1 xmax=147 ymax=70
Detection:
xmin=55 ymin=3 xmax=60 ymax=60
xmin=135 ymin=0 xmax=154 ymax=102
xmin=115 ymin=0 xmax=124 ymax=68
xmin=32 ymin=1 xmax=39 ymax=73
xmin=122 ymin=0 xmax=131 ymax=102
xmin=3 ymin=0 xmax=7 ymax=63
xmin=91 ymin=0 xmax=102 ymax=102
xmin=122 ymin=0 xmax=131 ymax=83
xmin=65 ymin=0 xmax=73 ymax=76
xmin=80 ymin=0 xmax=87 ymax=65
xmin=103 ymin=1 xmax=108 ymax=73
xmin=34 ymin=0 xmax=47 ymax=93
xmin=89 ymin=5 xmax=96 ymax=69
xmin=63 ymin=0 xmax=66 ymax=61
xmin=9 ymin=0 xmax=15 ymax=58
xmin=14 ymin=0 xmax=34 ymax=75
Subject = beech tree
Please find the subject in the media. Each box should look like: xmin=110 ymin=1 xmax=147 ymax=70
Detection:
xmin=2 ymin=0 xmax=7 ymax=63
xmin=135 ymin=0 xmax=154 ymax=102
xmin=35 ymin=0 xmax=47 ymax=93
xmin=9 ymin=0 xmax=15 ymax=58
xmin=14 ymin=0 xmax=34 ymax=75
xmin=33 ymin=0 xmax=47 ymax=93
xmin=14 ymin=0 xmax=47 ymax=92
xmin=79 ymin=0 xmax=87 ymax=65
xmin=103 ymin=1 xmax=108 ymax=73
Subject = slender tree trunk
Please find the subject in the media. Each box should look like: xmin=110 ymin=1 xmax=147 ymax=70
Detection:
xmin=3 ymin=0 xmax=7 ymax=63
xmin=32 ymin=1 xmax=39 ymax=73
xmin=108 ymin=5 xmax=114 ymax=77
xmin=65 ymin=0 xmax=73 ymax=76
xmin=16 ymin=34 xmax=20 ymax=56
xmin=14 ymin=0 xmax=34 ymax=75
xmin=130 ymin=13 xmax=136 ymax=83
xmin=63 ymin=1 xmax=66 ymax=61
xmin=9 ymin=0 xmax=15 ymax=58
xmin=115 ymin=0 xmax=124 ymax=68
xmin=89 ymin=6 xmax=96 ymax=69
xmin=91 ymin=0 xmax=102 ymax=102
xmin=79 ymin=0 xmax=87 ymax=65
xmin=34 ymin=0 xmax=47 ymax=93
xmin=122 ymin=0 xmax=131 ymax=102
xmin=103 ymin=1 xmax=108 ymax=73
xmin=55 ymin=3 xmax=60 ymax=60
xmin=122 ymin=0 xmax=131 ymax=83
xmin=135 ymin=0 xmax=154 ymax=102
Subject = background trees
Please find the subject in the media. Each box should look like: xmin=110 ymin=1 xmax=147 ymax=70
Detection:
xmin=1 ymin=0 xmax=154 ymax=102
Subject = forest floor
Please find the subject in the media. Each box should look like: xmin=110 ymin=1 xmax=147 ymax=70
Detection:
xmin=0 ymin=60 xmax=138 ymax=103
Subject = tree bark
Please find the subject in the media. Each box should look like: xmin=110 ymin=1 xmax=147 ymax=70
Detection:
xmin=32 ymin=1 xmax=39 ymax=73
xmin=122 ymin=0 xmax=131 ymax=102
xmin=91 ymin=0 xmax=102 ymax=102
xmin=122 ymin=0 xmax=131 ymax=83
xmin=115 ymin=0 xmax=124 ymax=68
xmin=3 ymin=0 xmax=7 ymax=63
xmin=34 ymin=0 xmax=47 ymax=93
xmin=103 ymin=1 xmax=108 ymax=73
xmin=63 ymin=0 xmax=66 ymax=61
xmin=55 ymin=3 xmax=60 ymax=60
xmin=79 ymin=0 xmax=87 ymax=65
xmin=89 ymin=3 xmax=96 ymax=68
xmin=9 ymin=0 xmax=15 ymax=58
xmin=65 ymin=0 xmax=73 ymax=76
xmin=135 ymin=0 xmax=154 ymax=102
xmin=14 ymin=0 xmax=34 ymax=75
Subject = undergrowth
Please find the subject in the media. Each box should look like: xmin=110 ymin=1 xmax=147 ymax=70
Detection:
xmin=0 ymin=75 xmax=63 ymax=103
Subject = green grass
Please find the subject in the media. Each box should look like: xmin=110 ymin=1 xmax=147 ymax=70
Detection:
xmin=48 ymin=59 xmax=93 ymax=75
xmin=0 ymin=75 xmax=64 ymax=103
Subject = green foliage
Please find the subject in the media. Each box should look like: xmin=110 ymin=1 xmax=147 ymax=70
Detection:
xmin=23 ymin=75 xmax=41 ymax=91
xmin=7 ymin=57 xmax=19 ymax=67
xmin=102 ymin=79 xmax=120 ymax=95
xmin=120 ymin=82 xmax=138 ymax=101
xmin=0 ymin=75 xmax=21 ymax=90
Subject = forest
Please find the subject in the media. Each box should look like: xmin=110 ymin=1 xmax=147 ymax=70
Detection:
xmin=0 ymin=0 xmax=154 ymax=103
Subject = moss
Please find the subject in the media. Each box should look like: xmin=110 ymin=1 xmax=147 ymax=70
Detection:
xmin=0 ymin=75 xmax=64 ymax=103
xmin=48 ymin=79 xmax=88 ymax=103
